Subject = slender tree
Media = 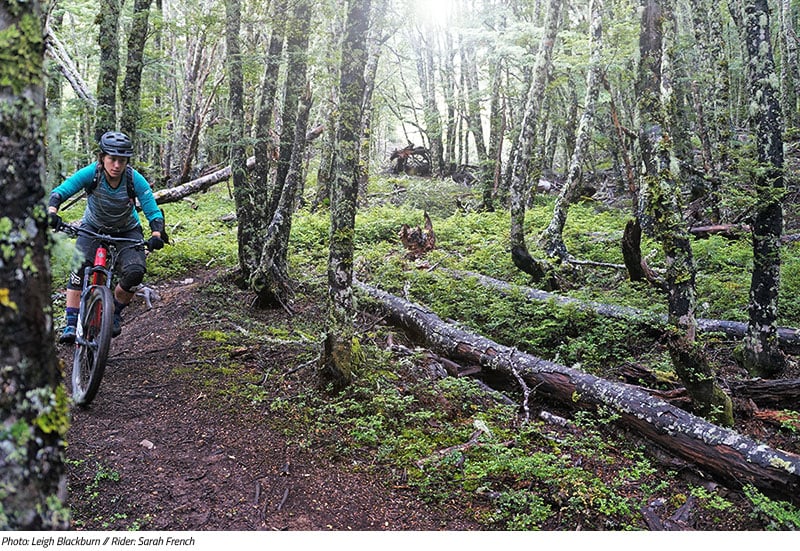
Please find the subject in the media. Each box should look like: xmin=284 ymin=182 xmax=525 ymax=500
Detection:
xmin=253 ymin=0 xmax=287 ymax=195
xmin=226 ymin=0 xmax=251 ymax=287
xmin=780 ymin=0 xmax=799 ymax=129
xmin=539 ymin=0 xmax=603 ymax=260
xmin=358 ymin=4 xmax=391 ymax=203
xmin=508 ymin=0 xmax=562 ymax=285
xmin=169 ymin=10 xmax=220 ymax=186
xmin=1 ymin=0 xmax=70 ymax=527
xmin=732 ymin=0 xmax=788 ymax=378
xmin=45 ymin=6 xmax=65 ymax=188
xmin=485 ymin=26 xmax=507 ymax=212
xmin=95 ymin=0 xmax=122 ymax=138
xmin=637 ymin=0 xmax=732 ymax=425
xmin=120 ymin=0 xmax=153 ymax=140
xmin=441 ymin=30 xmax=458 ymax=175
xmin=250 ymin=0 xmax=312 ymax=306
xmin=460 ymin=36 xmax=488 ymax=190
xmin=416 ymin=25 xmax=445 ymax=176
xmin=251 ymin=88 xmax=313 ymax=308
xmin=268 ymin=3 xmax=311 ymax=220
xmin=311 ymin=6 xmax=345 ymax=212
xmin=323 ymin=0 xmax=372 ymax=385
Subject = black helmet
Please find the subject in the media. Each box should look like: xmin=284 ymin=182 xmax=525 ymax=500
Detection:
xmin=99 ymin=131 xmax=133 ymax=157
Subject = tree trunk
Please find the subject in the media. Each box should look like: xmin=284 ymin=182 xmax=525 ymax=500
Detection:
xmin=539 ymin=0 xmax=603 ymax=260
xmin=0 ymin=0 xmax=70 ymax=526
xmin=251 ymin=89 xmax=313 ymax=308
xmin=355 ymin=282 xmax=800 ymax=505
xmin=483 ymin=7 xmax=508 ymax=211
xmin=441 ymin=31 xmax=458 ymax=175
xmin=169 ymin=34 xmax=220 ymax=187
xmin=120 ymin=0 xmax=153 ymax=140
xmin=733 ymin=0 xmax=788 ymax=378
xmin=269 ymin=2 xmax=310 ymax=222
xmin=416 ymin=27 xmax=445 ymax=177
xmin=225 ymin=0 xmax=252 ymax=285
xmin=250 ymin=0 xmax=312 ymax=307
xmin=254 ymin=0 xmax=286 ymax=195
xmin=358 ymin=17 xmax=388 ymax=204
xmin=460 ymin=38 xmax=488 ymax=186
xmin=95 ymin=0 xmax=122 ymax=139
xmin=602 ymin=75 xmax=637 ymax=194
xmin=311 ymin=11 xmax=344 ymax=212
xmin=312 ymin=104 xmax=336 ymax=212
xmin=323 ymin=0 xmax=372 ymax=386
xmin=45 ymin=10 xmax=65 ymax=189
xmin=780 ymin=0 xmax=799 ymax=128
xmin=485 ymin=58 xmax=505 ymax=212
xmin=636 ymin=0 xmax=732 ymax=425
xmin=621 ymin=218 xmax=662 ymax=285
xmin=508 ymin=0 xmax=562 ymax=284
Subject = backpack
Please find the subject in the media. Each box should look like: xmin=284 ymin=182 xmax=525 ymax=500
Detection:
xmin=87 ymin=162 xmax=136 ymax=203
xmin=87 ymin=162 xmax=170 ymax=244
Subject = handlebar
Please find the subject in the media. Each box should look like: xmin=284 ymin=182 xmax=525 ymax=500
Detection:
xmin=56 ymin=223 xmax=152 ymax=251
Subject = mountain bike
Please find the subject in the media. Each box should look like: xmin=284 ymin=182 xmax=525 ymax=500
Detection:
xmin=57 ymin=223 xmax=150 ymax=406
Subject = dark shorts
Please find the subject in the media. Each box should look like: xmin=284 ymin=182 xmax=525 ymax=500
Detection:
xmin=68 ymin=223 xmax=146 ymax=292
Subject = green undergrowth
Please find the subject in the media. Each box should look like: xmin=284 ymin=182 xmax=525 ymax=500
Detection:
xmin=50 ymin=174 xmax=800 ymax=330
xmin=183 ymin=300 xmax=771 ymax=529
xmin=51 ymin=174 xmax=800 ymax=530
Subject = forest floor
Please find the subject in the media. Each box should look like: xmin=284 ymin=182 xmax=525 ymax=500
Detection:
xmin=59 ymin=268 xmax=481 ymax=531
xmin=56 ymin=263 xmax=800 ymax=532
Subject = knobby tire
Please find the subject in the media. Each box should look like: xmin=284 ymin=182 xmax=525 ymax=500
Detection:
xmin=72 ymin=285 xmax=114 ymax=406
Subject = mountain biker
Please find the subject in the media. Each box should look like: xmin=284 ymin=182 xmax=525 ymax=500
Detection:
xmin=48 ymin=131 xmax=165 ymax=344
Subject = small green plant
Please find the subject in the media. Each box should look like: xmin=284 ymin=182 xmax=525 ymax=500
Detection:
xmin=198 ymin=329 xmax=231 ymax=342
xmin=777 ymin=409 xmax=800 ymax=434
xmin=690 ymin=485 xmax=733 ymax=512
xmin=491 ymin=489 xmax=554 ymax=530
xmin=85 ymin=462 xmax=121 ymax=500
xmin=743 ymin=485 xmax=800 ymax=530
xmin=126 ymin=514 xmax=153 ymax=531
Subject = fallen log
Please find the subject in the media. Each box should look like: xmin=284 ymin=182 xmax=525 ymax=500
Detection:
xmin=447 ymin=270 xmax=800 ymax=353
xmin=152 ymin=156 xmax=256 ymax=205
xmin=355 ymin=280 xmax=800 ymax=505
xmin=689 ymin=224 xmax=751 ymax=239
xmin=619 ymin=361 xmax=800 ymax=410
xmin=727 ymin=378 xmax=800 ymax=409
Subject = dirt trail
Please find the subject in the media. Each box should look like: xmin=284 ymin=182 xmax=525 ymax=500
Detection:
xmin=61 ymin=271 xmax=480 ymax=531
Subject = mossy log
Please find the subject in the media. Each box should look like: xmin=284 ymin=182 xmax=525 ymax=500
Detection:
xmin=448 ymin=270 xmax=800 ymax=353
xmin=355 ymin=280 xmax=800 ymax=505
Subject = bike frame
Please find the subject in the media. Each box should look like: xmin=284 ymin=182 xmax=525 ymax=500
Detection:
xmin=75 ymin=243 xmax=114 ymax=346
xmin=59 ymin=224 xmax=148 ymax=406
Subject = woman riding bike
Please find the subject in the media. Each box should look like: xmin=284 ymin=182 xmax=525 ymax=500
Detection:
xmin=48 ymin=131 xmax=165 ymax=344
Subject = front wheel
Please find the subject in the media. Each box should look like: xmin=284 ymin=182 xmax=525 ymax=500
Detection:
xmin=72 ymin=285 xmax=114 ymax=406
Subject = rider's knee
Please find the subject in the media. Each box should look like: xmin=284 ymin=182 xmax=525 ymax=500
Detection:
xmin=119 ymin=263 xmax=146 ymax=292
